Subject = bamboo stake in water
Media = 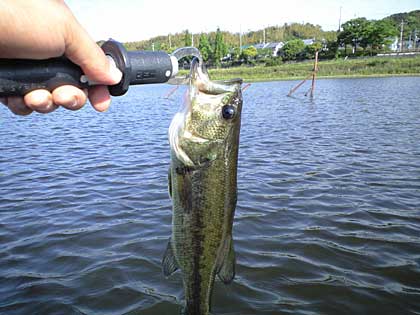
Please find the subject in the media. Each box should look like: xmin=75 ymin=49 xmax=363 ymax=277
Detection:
xmin=287 ymin=73 xmax=312 ymax=97
xmin=309 ymin=51 xmax=319 ymax=98
xmin=288 ymin=50 xmax=319 ymax=98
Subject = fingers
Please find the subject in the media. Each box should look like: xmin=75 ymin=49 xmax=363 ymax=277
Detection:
xmin=3 ymin=86 xmax=113 ymax=116
xmin=52 ymin=85 xmax=113 ymax=113
xmin=52 ymin=85 xmax=87 ymax=110
xmin=88 ymin=86 xmax=112 ymax=112
xmin=4 ymin=96 xmax=33 ymax=116
xmin=24 ymin=90 xmax=58 ymax=113
xmin=63 ymin=4 xmax=122 ymax=86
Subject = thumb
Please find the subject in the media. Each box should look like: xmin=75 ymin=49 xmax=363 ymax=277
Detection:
xmin=63 ymin=11 xmax=122 ymax=85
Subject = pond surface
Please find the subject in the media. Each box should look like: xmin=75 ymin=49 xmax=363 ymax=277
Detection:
xmin=1 ymin=76 xmax=420 ymax=315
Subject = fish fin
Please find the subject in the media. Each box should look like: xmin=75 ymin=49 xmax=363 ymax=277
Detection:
xmin=168 ymin=167 xmax=172 ymax=199
xmin=217 ymin=237 xmax=236 ymax=284
xmin=162 ymin=238 xmax=178 ymax=277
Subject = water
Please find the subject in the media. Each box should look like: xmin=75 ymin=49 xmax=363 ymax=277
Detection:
xmin=1 ymin=77 xmax=420 ymax=315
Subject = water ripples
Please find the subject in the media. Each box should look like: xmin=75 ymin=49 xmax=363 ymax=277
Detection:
xmin=1 ymin=77 xmax=420 ymax=314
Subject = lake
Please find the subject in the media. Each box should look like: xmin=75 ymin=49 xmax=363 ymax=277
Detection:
xmin=1 ymin=76 xmax=420 ymax=315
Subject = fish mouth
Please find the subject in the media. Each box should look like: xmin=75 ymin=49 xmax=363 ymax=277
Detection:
xmin=168 ymin=59 xmax=242 ymax=167
xmin=168 ymin=93 xmax=194 ymax=166
xmin=190 ymin=60 xmax=242 ymax=95
xmin=168 ymin=59 xmax=209 ymax=167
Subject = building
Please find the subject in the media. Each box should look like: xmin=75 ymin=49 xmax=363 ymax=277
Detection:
xmin=265 ymin=42 xmax=284 ymax=56
xmin=302 ymin=38 xmax=315 ymax=46
xmin=387 ymin=37 xmax=399 ymax=51
xmin=245 ymin=42 xmax=284 ymax=57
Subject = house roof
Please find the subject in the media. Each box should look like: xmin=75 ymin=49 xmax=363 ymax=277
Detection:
xmin=254 ymin=43 xmax=266 ymax=49
xmin=266 ymin=42 xmax=284 ymax=48
xmin=247 ymin=42 xmax=284 ymax=50
xmin=302 ymin=38 xmax=315 ymax=45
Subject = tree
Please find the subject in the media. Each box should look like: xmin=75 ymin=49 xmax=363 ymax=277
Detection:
xmin=158 ymin=42 xmax=170 ymax=52
xmin=213 ymin=28 xmax=228 ymax=67
xmin=303 ymin=42 xmax=323 ymax=59
xmin=385 ymin=10 xmax=420 ymax=40
xmin=256 ymin=48 xmax=273 ymax=58
xmin=282 ymin=39 xmax=305 ymax=60
xmin=230 ymin=47 xmax=242 ymax=64
xmin=241 ymin=46 xmax=258 ymax=63
xmin=323 ymin=40 xmax=339 ymax=59
xmin=369 ymin=19 xmax=398 ymax=50
xmin=183 ymin=29 xmax=192 ymax=47
xmin=338 ymin=18 xmax=370 ymax=53
xmin=198 ymin=33 xmax=212 ymax=62
xmin=359 ymin=20 xmax=374 ymax=50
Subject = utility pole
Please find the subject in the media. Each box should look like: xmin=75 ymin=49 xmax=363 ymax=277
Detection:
xmin=169 ymin=34 xmax=172 ymax=49
xmin=239 ymin=26 xmax=243 ymax=52
xmin=263 ymin=28 xmax=266 ymax=45
xmin=338 ymin=6 xmax=342 ymax=32
xmin=400 ymin=20 xmax=404 ymax=52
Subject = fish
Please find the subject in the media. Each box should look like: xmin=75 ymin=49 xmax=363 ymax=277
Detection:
xmin=163 ymin=58 xmax=243 ymax=315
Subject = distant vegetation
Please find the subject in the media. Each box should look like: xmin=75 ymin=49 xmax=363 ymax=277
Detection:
xmin=204 ymin=55 xmax=420 ymax=82
xmin=106 ymin=10 xmax=420 ymax=69
xmin=122 ymin=22 xmax=337 ymax=52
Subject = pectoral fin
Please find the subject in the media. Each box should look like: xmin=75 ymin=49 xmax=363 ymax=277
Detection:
xmin=162 ymin=238 xmax=178 ymax=276
xmin=216 ymin=237 xmax=236 ymax=284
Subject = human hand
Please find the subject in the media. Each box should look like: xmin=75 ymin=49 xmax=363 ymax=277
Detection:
xmin=0 ymin=0 xmax=122 ymax=115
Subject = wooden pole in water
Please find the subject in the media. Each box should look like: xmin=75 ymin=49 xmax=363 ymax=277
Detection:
xmin=287 ymin=73 xmax=312 ymax=97
xmin=164 ymin=85 xmax=179 ymax=99
xmin=309 ymin=51 xmax=319 ymax=98
xmin=242 ymin=83 xmax=252 ymax=92
xmin=288 ymin=50 xmax=319 ymax=98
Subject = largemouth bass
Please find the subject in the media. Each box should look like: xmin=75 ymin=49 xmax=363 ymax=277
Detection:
xmin=163 ymin=58 xmax=243 ymax=315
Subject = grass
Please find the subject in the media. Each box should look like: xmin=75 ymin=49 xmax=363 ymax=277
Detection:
xmin=180 ymin=55 xmax=420 ymax=82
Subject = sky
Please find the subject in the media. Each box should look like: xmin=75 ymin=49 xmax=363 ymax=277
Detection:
xmin=65 ymin=0 xmax=419 ymax=42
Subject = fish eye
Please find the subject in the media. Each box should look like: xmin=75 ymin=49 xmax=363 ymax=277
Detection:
xmin=222 ymin=105 xmax=235 ymax=120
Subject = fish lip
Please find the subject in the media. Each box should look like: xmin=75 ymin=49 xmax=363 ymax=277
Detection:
xmin=190 ymin=59 xmax=242 ymax=95
xmin=168 ymin=88 xmax=194 ymax=166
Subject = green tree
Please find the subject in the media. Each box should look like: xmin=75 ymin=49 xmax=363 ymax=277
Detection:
xmin=213 ymin=28 xmax=227 ymax=67
xmin=359 ymin=20 xmax=375 ymax=50
xmin=159 ymin=42 xmax=171 ymax=53
xmin=198 ymin=33 xmax=212 ymax=62
xmin=385 ymin=10 xmax=420 ymax=40
xmin=230 ymin=47 xmax=241 ymax=63
xmin=257 ymin=48 xmax=273 ymax=58
xmin=338 ymin=18 xmax=370 ymax=53
xmin=282 ymin=39 xmax=305 ymax=60
xmin=323 ymin=40 xmax=340 ymax=59
xmin=303 ymin=42 xmax=323 ymax=59
xmin=183 ymin=29 xmax=192 ymax=47
xmin=369 ymin=19 xmax=398 ymax=50
xmin=241 ymin=46 xmax=258 ymax=63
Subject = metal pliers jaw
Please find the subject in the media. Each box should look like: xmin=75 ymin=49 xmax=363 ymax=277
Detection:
xmin=168 ymin=47 xmax=203 ymax=85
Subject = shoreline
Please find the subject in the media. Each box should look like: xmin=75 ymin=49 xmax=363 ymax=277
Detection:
xmin=235 ymin=73 xmax=420 ymax=83
xmin=198 ymin=55 xmax=420 ymax=83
